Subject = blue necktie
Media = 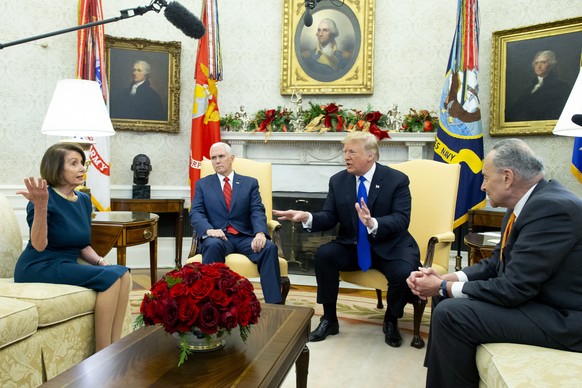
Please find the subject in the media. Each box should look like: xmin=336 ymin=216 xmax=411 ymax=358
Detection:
xmin=357 ymin=176 xmax=371 ymax=271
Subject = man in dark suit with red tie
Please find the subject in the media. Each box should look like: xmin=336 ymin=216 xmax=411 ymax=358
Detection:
xmin=274 ymin=131 xmax=421 ymax=347
xmin=189 ymin=142 xmax=282 ymax=304
xmin=408 ymin=138 xmax=582 ymax=387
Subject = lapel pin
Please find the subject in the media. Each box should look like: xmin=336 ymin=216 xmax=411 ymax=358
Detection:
xmin=375 ymin=185 xmax=380 ymax=189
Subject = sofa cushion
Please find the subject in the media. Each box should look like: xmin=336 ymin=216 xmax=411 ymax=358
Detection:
xmin=0 ymin=296 xmax=38 ymax=349
xmin=0 ymin=279 xmax=95 ymax=327
xmin=0 ymin=193 xmax=22 ymax=279
xmin=477 ymin=343 xmax=582 ymax=387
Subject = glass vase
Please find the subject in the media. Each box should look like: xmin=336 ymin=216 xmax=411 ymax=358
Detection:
xmin=173 ymin=328 xmax=228 ymax=352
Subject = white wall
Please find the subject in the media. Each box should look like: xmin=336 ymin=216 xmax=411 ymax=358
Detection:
xmin=1 ymin=1 xmax=581 ymax=265
xmin=1 ymin=0 xmax=582 ymax=199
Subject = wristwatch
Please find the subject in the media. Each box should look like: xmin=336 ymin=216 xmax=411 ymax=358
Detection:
xmin=438 ymin=280 xmax=448 ymax=299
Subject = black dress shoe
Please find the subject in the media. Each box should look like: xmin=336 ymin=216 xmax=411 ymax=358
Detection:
xmin=309 ymin=318 xmax=339 ymax=342
xmin=384 ymin=321 xmax=402 ymax=348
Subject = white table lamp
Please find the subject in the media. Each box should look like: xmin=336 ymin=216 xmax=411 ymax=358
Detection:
xmin=41 ymin=79 xmax=115 ymax=202
xmin=553 ymin=66 xmax=582 ymax=137
xmin=41 ymin=79 xmax=115 ymax=137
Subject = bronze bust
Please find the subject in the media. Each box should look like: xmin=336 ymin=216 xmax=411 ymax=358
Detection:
xmin=131 ymin=154 xmax=152 ymax=199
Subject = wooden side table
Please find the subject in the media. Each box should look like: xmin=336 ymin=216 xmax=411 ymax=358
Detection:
xmin=91 ymin=211 xmax=159 ymax=286
xmin=111 ymin=198 xmax=185 ymax=267
xmin=468 ymin=207 xmax=505 ymax=232
xmin=466 ymin=207 xmax=505 ymax=265
xmin=464 ymin=232 xmax=498 ymax=265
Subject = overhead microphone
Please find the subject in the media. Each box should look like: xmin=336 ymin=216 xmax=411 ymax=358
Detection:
xmin=572 ymin=114 xmax=582 ymax=127
xmin=164 ymin=1 xmax=206 ymax=39
xmin=304 ymin=8 xmax=313 ymax=27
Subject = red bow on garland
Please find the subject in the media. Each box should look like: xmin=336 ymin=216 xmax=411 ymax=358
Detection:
xmin=258 ymin=109 xmax=276 ymax=132
xmin=322 ymin=103 xmax=344 ymax=131
xmin=257 ymin=109 xmax=289 ymax=132
xmin=364 ymin=111 xmax=390 ymax=140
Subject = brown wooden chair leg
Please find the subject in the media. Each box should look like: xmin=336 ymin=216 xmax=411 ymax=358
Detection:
xmin=281 ymin=276 xmax=291 ymax=304
xmin=410 ymin=297 xmax=426 ymax=349
xmin=375 ymin=289 xmax=384 ymax=309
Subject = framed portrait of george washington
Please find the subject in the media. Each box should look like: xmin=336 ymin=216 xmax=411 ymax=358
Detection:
xmin=280 ymin=0 xmax=375 ymax=95
xmin=490 ymin=17 xmax=582 ymax=136
xmin=105 ymin=36 xmax=181 ymax=133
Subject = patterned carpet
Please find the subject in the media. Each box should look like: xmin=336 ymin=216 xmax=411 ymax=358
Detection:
xmin=129 ymin=268 xmax=431 ymax=335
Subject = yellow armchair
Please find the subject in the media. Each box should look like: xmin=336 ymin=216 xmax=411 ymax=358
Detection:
xmin=187 ymin=158 xmax=290 ymax=303
xmin=340 ymin=159 xmax=460 ymax=348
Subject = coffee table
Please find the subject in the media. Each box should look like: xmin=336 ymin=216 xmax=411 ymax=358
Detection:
xmin=41 ymin=304 xmax=314 ymax=387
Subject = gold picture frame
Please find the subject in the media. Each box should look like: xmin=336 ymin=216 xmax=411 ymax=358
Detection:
xmin=105 ymin=35 xmax=181 ymax=133
xmin=280 ymin=0 xmax=375 ymax=95
xmin=490 ymin=17 xmax=582 ymax=136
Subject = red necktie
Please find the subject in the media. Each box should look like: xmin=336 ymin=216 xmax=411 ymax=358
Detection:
xmin=223 ymin=177 xmax=238 ymax=235
xmin=500 ymin=212 xmax=515 ymax=262
xmin=224 ymin=177 xmax=232 ymax=210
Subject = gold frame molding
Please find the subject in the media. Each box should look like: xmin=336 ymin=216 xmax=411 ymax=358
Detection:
xmin=280 ymin=0 xmax=375 ymax=95
xmin=490 ymin=17 xmax=582 ymax=136
xmin=105 ymin=35 xmax=181 ymax=133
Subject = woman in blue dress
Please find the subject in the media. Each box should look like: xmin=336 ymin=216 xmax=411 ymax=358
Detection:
xmin=15 ymin=143 xmax=130 ymax=352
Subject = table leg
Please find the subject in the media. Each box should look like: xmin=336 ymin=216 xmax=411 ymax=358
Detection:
xmin=117 ymin=247 xmax=127 ymax=267
xmin=295 ymin=345 xmax=309 ymax=388
xmin=150 ymin=237 xmax=158 ymax=286
xmin=175 ymin=211 xmax=183 ymax=268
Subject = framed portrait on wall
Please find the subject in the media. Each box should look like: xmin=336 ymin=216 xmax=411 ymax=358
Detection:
xmin=105 ymin=36 xmax=181 ymax=133
xmin=490 ymin=17 xmax=582 ymax=136
xmin=280 ymin=0 xmax=375 ymax=95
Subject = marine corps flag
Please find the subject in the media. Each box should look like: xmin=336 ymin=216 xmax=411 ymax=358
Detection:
xmin=434 ymin=0 xmax=485 ymax=228
xmin=190 ymin=0 xmax=222 ymax=202
xmin=77 ymin=0 xmax=111 ymax=212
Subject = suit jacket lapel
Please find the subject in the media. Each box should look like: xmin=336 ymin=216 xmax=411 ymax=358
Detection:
xmin=230 ymin=173 xmax=242 ymax=209
xmin=345 ymin=173 xmax=359 ymax=232
xmin=368 ymin=164 xmax=383 ymax=208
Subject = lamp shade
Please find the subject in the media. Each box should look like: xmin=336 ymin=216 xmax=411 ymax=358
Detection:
xmin=41 ymin=79 xmax=115 ymax=137
xmin=553 ymin=66 xmax=582 ymax=137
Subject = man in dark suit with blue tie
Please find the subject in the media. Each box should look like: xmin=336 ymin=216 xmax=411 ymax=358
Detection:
xmin=408 ymin=138 xmax=582 ymax=387
xmin=189 ymin=142 xmax=282 ymax=304
xmin=274 ymin=131 xmax=421 ymax=347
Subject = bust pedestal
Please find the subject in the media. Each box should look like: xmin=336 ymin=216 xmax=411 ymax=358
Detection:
xmin=132 ymin=185 xmax=151 ymax=199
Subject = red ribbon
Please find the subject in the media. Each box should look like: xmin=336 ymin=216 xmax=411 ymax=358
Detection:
xmin=258 ymin=109 xmax=276 ymax=132
xmin=365 ymin=111 xmax=390 ymax=140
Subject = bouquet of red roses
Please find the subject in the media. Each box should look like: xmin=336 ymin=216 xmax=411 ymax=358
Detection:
xmin=134 ymin=262 xmax=261 ymax=366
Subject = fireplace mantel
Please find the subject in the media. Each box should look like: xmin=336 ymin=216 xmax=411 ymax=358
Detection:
xmin=221 ymin=131 xmax=436 ymax=193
